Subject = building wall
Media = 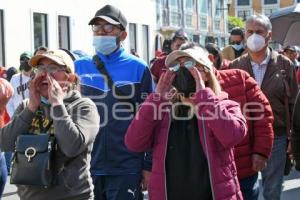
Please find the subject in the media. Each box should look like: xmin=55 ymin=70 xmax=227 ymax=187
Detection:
xmin=0 ymin=0 xmax=156 ymax=68
xmin=230 ymin=0 xmax=297 ymax=19
xmin=280 ymin=0 xmax=295 ymax=7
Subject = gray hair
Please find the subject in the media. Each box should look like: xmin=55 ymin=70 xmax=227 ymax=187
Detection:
xmin=246 ymin=14 xmax=272 ymax=32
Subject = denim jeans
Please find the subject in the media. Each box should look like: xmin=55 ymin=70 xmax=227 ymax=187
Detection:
xmin=239 ymin=173 xmax=259 ymax=200
xmin=0 ymin=152 xmax=8 ymax=198
xmin=4 ymin=152 xmax=12 ymax=174
xmin=261 ymin=135 xmax=287 ymax=200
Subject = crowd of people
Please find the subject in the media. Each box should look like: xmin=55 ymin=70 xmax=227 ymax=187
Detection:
xmin=0 ymin=4 xmax=300 ymax=200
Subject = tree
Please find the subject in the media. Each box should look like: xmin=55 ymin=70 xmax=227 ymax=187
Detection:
xmin=228 ymin=16 xmax=245 ymax=32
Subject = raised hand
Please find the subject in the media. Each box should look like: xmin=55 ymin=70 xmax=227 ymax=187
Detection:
xmin=188 ymin=67 xmax=205 ymax=92
xmin=155 ymin=70 xmax=176 ymax=100
xmin=47 ymin=75 xmax=64 ymax=106
xmin=28 ymin=72 xmax=44 ymax=112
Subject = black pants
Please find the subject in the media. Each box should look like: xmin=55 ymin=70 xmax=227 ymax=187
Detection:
xmin=92 ymin=174 xmax=143 ymax=200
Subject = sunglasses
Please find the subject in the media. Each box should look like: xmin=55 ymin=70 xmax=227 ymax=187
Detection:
xmin=34 ymin=65 xmax=66 ymax=75
xmin=169 ymin=59 xmax=207 ymax=73
xmin=169 ymin=59 xmax=196 ymax=72
xmin=91 ymin=24 xmax=120 ymax=33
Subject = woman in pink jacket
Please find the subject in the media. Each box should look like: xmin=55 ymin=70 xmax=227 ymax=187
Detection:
xmin=125 ymin=46 xmax=247 ymax=200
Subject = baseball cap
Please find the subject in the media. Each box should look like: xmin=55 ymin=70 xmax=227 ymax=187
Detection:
xmin=165 ymin=46 xmax=213 ymax=71
xmin=88 ymin=4 xmax=127 ymax=30
xmin=172 ymin=29 xmax=188 ymax=40
xmin=29 ymin=49 xmax=74 ymax=73
xmin=284 ymin=45 xmax=298 ymax=52
xmin=20 ymin=51 xmax=32 ymax=60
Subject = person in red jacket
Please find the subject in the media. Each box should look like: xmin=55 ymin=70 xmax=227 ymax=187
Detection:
xmin=0 ymin=78 xmax=13 ymax=198
xmin=150 ymin=28 xmax=188 ymax=83
xmin=182 ymin=42 xmax=274 ymax=200
xmin=126 ymin=46 xmax=247 ymax=200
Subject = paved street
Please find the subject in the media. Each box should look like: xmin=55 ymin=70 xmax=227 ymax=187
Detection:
xmin=2 ymin=170 xmax=300 ymax=199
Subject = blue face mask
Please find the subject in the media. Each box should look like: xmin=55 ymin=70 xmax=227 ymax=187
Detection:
xmin=232 ymin=43 xmax=244 ymax=51
xmin=40 ymin=96 xmax=50 ymax=105
xmin=93 ymin=36 xmax=118 ymax=55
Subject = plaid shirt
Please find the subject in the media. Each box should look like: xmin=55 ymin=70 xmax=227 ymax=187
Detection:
xmin=250 ymin=49 xmax=271 ymax=87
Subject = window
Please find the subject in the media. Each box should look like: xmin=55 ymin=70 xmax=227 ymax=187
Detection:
xmin=199 ymin=15 xmax=207 ymax=29
xmin=142 ymin=25 xmax=149 ymax=63
xmin=237 ymin=0 xmax=250 ymax=6
xmin=238 ymin=10 xmax=251 ymax=20
xmin=198 ymin=0 xmax=208 ymax=14
xmin=193 ymin=35 xmax=199 ymax=43
xmin=185 ymin=0 xmax=193 ymax=28
xmin=264 ymin=8 xmax=277 ymax=16
xmin=264 ymin=0 xmax=277 ymax=4
xmin=170 ymin=0 xmax=179 ymax=7
xmin=215 ymin=0 xmax=222 ymax=17
xmin=129 ymin=23 xmax=137 ymax=52
xmin=170 ymin=10 xmax=180 ymax=26
xmin=0 ymin=10 xmax=4 ymax=66
xmin=58 ymin=16 xmax=70 ymax=50
xmin=297 ymin=0 xmax=300 ymax=3
xmin=198 ymin=0 xmax=208 ymax=30
xmin=185 ymin=0 xmax=193 ymax=10
xmin=33 ymin=13 xmax=48 ymax=50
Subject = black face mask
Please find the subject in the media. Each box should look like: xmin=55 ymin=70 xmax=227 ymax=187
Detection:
xmin=20 ymin=60 xmax=32 ymax=72
xmin=172 ymin=67 xmax=196 ymax=98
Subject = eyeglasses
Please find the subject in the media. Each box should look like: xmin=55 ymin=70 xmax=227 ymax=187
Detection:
xmin=34 ymin=65 xmax=66 ymax=75
xmin=91 ymin=24 xmax=119 ymax=33
xmin=169 ymin=59 xmax=196 ymax=72
xmin=169 ymin=59 xmax=207 ymax=73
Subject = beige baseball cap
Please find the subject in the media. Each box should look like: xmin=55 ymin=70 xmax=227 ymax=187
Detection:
xmin=29 ymin=49 xmax=74 ymax=73
xmin=165 ymin=46 xmax=213 ymax=71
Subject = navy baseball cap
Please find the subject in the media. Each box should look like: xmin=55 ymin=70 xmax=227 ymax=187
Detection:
xmin=88 ymin=4 xmax=127 ymax=30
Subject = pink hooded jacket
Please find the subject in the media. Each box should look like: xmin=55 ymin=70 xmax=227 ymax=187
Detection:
xmin=125 ymin=88 xmax=247 ymax=200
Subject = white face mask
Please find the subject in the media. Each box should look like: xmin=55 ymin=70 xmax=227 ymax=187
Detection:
xmin=246 ymin=33 xmax=266 ymax=52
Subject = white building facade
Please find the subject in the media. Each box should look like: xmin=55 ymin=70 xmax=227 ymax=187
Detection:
xmin=0 ymin=0 xmax=157 ymax=68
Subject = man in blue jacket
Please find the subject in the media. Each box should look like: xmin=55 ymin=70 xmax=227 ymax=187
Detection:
xmin=75 ymin=4 xmax=153 ymax=200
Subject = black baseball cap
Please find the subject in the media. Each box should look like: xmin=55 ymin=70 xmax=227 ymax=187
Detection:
xmin=172 ymin=29 xmax=188 ymax=41
xmin=88 ymin=4 xmax=127 ymax=30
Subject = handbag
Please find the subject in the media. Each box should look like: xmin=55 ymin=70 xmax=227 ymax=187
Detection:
xmin=10 ymin=109 xmax=56 ymax=187
xmin=10 ymin=133 xmax=56 ymax=187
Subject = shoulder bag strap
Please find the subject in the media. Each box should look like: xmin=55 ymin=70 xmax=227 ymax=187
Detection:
xmin=19 ymin=73 xmax=25 ymax=100
xmin=92 ymin=55 xmax=137 ymax=113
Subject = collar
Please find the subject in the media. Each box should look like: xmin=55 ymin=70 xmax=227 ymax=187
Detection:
xmin=96 ymin=47 xmax=124 ymax=64
xmin=250 ymin=48 xmax=271 ymax=66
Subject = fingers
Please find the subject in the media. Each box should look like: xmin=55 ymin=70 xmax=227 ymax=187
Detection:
xmin=189 ymin=67 xmax=205 ymax=91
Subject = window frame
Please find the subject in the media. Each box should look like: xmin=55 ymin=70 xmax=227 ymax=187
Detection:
xmin=33 ymin=12 xmax=48 ymax=51
xmin=58 ymin=15 xmax=71 ymax=50
xmin=142 ymin=25 xmax=149 ymax=64
xmin=129 ymin=23 xmax=137 ymax=53
xmin=264 ymin=0 xmax=278 ymax=5
xmin=237 ymin=0 xmax=250 ymax=6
